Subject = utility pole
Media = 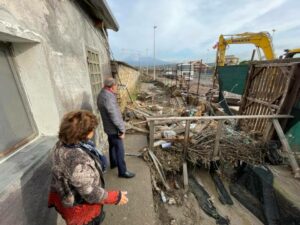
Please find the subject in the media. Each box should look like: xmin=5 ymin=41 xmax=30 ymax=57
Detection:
xmin=146 ymin=48 xmax=149 ymax=76
xmin=153 ymin=25 xmax=157 ymax=80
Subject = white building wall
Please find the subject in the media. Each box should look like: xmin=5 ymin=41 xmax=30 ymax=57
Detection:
xmin=0 ymin=0 xmax=112 ymax=136
xmin=0 ymin=1 xmax=116 ymax=224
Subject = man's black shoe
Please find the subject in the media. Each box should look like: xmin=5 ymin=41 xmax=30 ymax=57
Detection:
xmin=110 ymin=165 xmax=117 ymax=169
xmin=119 ymin=171 xmax=135 ymax=178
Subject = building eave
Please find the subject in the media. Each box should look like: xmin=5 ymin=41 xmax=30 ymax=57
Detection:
xmin=82 ymin=0 xmax=119 ymax=31
xmin=111 ymin=60 xmax=139 ymax=71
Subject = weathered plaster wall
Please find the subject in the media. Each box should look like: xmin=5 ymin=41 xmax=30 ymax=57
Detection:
xmin=0 ymin=0 xmax=111 ymax=137
xmin=0 ymin=1 xmax=115 ymax=224
xmin=117 ymin=64 xmax=140 ymax=111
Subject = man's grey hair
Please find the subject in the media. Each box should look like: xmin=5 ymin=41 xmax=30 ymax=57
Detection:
xmin=104 ymin=77 xmax=116 ymax=88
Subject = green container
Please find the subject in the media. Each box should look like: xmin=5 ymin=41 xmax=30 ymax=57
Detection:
xmin=217 ymin=65 xmax=250 ymax=95
xmin=285 ymin=104 xmax=300 ymax=153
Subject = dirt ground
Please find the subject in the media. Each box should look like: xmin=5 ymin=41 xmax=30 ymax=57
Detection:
xmin=138 ymin=77 xmax=264 ymax=225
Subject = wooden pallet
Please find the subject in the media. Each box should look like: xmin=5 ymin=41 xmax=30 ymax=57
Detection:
xmin=239 ymin=61 xmax=300 ymax=140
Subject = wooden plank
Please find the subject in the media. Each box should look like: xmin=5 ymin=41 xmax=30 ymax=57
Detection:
xmin=184 ymin=120 xmax=191 ymax=159
xmin=149 ymin=121 xmax=154 ymax=151
xmin=183 ymin=162 xmax=188 ymax=190
xmin=126 ymin=106 xmax=154 ymax=117
xmin=272 ymin=119 xmax=300 ymax=178
xmin=246 ymin=97 xmax=279 ymax=109
xmin=239 ymin=62 xmax=300 ymax=140
xmin=148 ymin=150 xmax=170 ymax=190
xmin=212 ymin=120 xmax=223 ymax=160
xmin=126 ymin=123 xmax=149 ymax=134
xmin=256 ymin=65 xmax=269 ymax=131
xmin=255 ymin=62 xmax=298 ymax=67
xmin=147 ymin=115 xmax=293 ymax=121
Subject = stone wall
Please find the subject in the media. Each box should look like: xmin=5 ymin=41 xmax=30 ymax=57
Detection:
xmin=113 ymin=61 xmax=140 ymax=112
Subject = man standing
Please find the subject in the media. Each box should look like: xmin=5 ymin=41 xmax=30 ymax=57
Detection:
xmin=97 ymin=78 xmax=135 ymax=178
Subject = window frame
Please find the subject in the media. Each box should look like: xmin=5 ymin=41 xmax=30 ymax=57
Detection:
xmin=86 ymin=47 xmax=103 ymax=107
xmin=0 ymin=43 xmax=38 ymax=158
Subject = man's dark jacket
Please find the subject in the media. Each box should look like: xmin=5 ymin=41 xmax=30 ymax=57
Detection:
xmin=97 ymin=88 xmax=125 ymax=135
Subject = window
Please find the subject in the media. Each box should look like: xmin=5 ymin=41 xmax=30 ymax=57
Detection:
xmin=86 ymin=49 xmax=105 ymax=143
xmin=0 ymin=44 xmax=36 ymax=158
xmin=87 ymin=49 xmax=102 ymax=105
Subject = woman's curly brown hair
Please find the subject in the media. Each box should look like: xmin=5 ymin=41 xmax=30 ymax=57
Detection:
xmin=58 ymin=110 xmax=99 ymax=144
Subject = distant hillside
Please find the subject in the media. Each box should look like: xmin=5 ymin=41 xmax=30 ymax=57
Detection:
xmin=123 ymin=56 xmax=174 ymax=67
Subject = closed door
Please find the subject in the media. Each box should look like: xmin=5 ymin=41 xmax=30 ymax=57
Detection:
xmin=0 ymin=45 xmax=36 ymax=158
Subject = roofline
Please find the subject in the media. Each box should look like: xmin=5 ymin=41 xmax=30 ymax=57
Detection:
xmin=83 ymin=0 xmax=119 ymax=31
xmin=111 ymin=60 xmax=139 ymax=71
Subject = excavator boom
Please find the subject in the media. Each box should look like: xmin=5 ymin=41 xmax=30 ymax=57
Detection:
xmin=217 ymin=32 xmax=276 ymax=66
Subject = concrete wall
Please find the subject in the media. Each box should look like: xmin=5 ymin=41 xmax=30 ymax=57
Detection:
xmin=0 ymin=0 xmax=115 ymax=224
xmin=0 ymin=0 xmax=111 ymax=136
xmin=116 ymin=63 xmax=140 ymax=112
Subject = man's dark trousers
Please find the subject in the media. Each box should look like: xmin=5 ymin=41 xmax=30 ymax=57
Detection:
xmin=107 ymin=134 xmax=127 ymax=175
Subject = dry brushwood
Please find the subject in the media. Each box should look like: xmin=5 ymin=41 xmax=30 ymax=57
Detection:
xmin=187 ymin=124 xmax=267 ymax=167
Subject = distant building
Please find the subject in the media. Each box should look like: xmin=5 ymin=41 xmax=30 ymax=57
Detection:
xmin=0 ymin=1 xmax=118 ymax=224
xmin=225 ymin=55 xmax=240 ymax=65
xmin=176 ymin=60 xmax=210 ymax=79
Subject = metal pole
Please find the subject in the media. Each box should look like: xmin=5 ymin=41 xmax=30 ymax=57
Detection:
xmin=153 ymin=25 xmax=157 ymax=80
xmin=272 ymin=119 xmax=300 ymax=178
xmin=187 ymin=62 xmax=191 ymax=105
xmin=146 ymin=48 xmax=149 ymax=76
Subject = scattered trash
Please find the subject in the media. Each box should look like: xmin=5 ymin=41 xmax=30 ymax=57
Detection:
xmin=160 ymin=191 xmax=167 ymax=203
xmin=154 ymin=140 xmax=167 ymax=147
xmin=168 ymin=198 xmax=176 ymax=205
xmin=162 ymin=130 xmax=177 ymax=138
xmin=161 ymin=142 xmax=172 ymax=148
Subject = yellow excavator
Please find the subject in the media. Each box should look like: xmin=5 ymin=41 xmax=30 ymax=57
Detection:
xmin=280 ymin=48 xmax=300 ymax=59
xmin=216 ymin=32 xmax=276 ymax=66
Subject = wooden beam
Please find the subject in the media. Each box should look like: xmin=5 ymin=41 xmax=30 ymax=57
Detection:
xmin=126 ymin=123 xmax=149 ymax=134
xmin=147 ymin=114 xmax=293 ymax=122
xmin=184 ymin=120 xmax=191 ymax=159
xmin=126 ymin=106 xmax=154 ymax=117
xmin=149 ymin=121 xmax=155 ymax=151
xmin=272 ymin=119 xmax=300 ymax=178
xmin=212 ymin=120 xmax=223 ymax=160
xmin=245 ymin=97 xmax=280 ymax=109
xmin=148 ymin=150 xmax=170 ymax=190
xmin=183 ymin=162 xmax=188 ymax=190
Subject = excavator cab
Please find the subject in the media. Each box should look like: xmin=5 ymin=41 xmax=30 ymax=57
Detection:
xmin=280 ymin=48 xmax=300 ymax=59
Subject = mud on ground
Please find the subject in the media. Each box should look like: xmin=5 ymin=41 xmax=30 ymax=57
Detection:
xmin=132 ymin=75 xmax=264 ymax=225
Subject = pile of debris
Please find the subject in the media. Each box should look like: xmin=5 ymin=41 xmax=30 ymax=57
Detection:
xmin=124 ymin=76 xmax=297 ymax=225
xmin=188 ymin=121 xmax=267 ymax=167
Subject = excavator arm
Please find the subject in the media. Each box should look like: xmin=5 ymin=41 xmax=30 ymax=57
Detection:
xmin=216 ymin=32 xmax=276 ymax=66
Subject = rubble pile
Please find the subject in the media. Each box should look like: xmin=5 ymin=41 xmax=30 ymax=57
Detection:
xmin=127 ymin=75 xmax=285 ymax=225
xmin=126 ymin=77 xmax=268 ymax=178
xmin=187 ymin=122 xmax=267 ymax=167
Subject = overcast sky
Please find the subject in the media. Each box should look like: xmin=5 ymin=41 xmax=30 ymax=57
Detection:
xmin=107 ymin=0 xmax=300 ymax=63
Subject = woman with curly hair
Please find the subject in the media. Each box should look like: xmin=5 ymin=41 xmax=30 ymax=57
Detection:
xmin=48 ymin=110 xmax=127 ymax=225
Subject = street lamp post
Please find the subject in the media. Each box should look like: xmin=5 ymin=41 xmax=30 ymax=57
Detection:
xmin=153 ymin=25 xmax=157 ymax=80
xmin=146 ymin=48 xmax=149 ymax=76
